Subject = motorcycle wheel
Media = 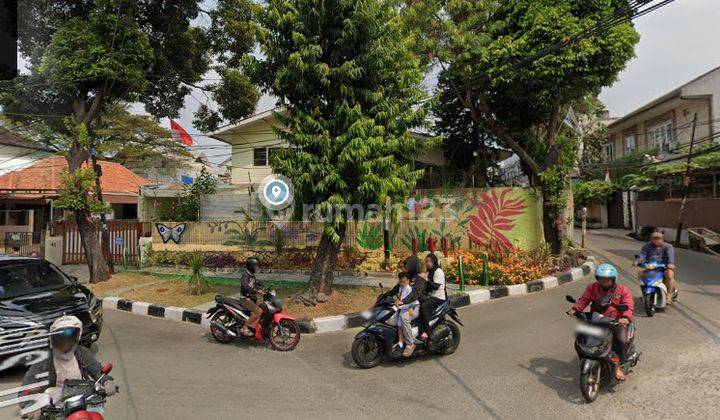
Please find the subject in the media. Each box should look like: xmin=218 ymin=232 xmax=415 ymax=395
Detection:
xmin=436 ymin=321 xmax=461 ymax=356
xmin=580 ymin=363 xmax=601 ymax=403
xmin=209 ymin=310 xmax=235 ymax=343
xmin=269 ymin=319 xmax=301 ymax=351
xmin=351 ymin=336 xmax=384 ymax=369
xmin=643 ymin=293 xmax=655 ymax=317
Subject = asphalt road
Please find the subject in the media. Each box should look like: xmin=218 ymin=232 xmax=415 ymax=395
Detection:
xmin=1 ymin=229 xmax=719 ymax=419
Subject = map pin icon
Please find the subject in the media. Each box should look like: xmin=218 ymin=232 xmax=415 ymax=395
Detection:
xmin=271 ymin=185 xmax=282 ymax=200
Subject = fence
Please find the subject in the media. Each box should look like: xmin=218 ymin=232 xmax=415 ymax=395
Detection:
xmin=55 ymin=221 xmax=146 ymax=265
xmin=151 ymin=187 xmax=544 ymax=253
xmin=637 ymin=198 xmax=720 ymax=232
xmin=3 ymin=231 xmax=43 ymax=256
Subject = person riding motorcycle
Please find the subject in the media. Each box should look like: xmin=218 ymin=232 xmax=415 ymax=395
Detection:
xmin=566 ymin=263 xmax=634 ymax=381
xmin=21 ymin=315 xmax=117 ymax=419
xmin=238 ymin=256 xmax=264 ymax=337
xmin=636 ymin=231 xmax=677 ymax=304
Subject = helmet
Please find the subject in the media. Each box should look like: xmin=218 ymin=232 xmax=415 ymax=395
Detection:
xmin=50 ymin=315 xmax=82 ymax=357
xmin=246 ymin=256 xmax=260 ymax=273
xmin=594 ymin=263 xmax=618 ymax=282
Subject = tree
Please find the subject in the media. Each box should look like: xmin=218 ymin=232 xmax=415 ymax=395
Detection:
xmin=248 ymin=0 xmax=430 ymax=304
xmin=1 ymin=0 xmax=258 ymax=282
xmin=434 ymin=69 xmax=503 ymax=187
xmin=410 ymin=0 xmax=639 ymax=253
xmin=174 ymin=167 xmax=217 ymax=221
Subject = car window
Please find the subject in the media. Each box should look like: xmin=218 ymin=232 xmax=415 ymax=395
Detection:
xmin=0 ymin=261 xmax=69 ymax=299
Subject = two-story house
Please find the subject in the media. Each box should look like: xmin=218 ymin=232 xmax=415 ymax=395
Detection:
xmin=604 ymin=66 xmax=720 ymax=161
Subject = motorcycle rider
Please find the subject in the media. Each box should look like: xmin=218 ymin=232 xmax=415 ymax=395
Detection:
xmin=238 ymin=256 xmax=264 ymax=337
xmin=21 ymin=315 xmax=117 ymax=419
xmin=566 ymin=263 xmax=635 ymax=381
xmin=636 ymin=231 xmax=676 ymax=304
xmin=418 ymin=253 xmax=446 ymax=341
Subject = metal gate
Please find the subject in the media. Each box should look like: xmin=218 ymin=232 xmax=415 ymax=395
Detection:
xmin=3 ymin=232 xmax=43 ymax=256
xmin=606 ymin=190 xmax=625 ymax=229
xmin=58 ymin=221 xmax=143 ymax=265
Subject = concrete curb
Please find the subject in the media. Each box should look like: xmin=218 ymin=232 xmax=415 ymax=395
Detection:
xmin=100 ymin=257 xmax=596 ymax=334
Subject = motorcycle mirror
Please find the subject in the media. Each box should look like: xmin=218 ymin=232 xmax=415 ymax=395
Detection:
xmin=634 ymin=254 xmax=640 ymax=259
xmin=616 ymin=304 xmax=629 ymax=312
xmin=565 ymin=295 xmax=576 ymax=304
xmin=101 ymin=363 xmax=113 ymax=374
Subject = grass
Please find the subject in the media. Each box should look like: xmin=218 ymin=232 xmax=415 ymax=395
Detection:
xmin=95 ymin=271 xmax=380 ymax=318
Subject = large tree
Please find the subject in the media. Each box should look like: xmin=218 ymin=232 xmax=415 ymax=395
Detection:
xmin=249 ymin=0 xmax=431 ymax=304
xmin=0 ymin=0 xmax=258 ymax=281
xmin=410 ymin=0 xmax=639 ymax=253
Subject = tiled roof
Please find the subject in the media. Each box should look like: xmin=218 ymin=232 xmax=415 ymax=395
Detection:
xmin=0 ymin=155 xmax=151 ymax=195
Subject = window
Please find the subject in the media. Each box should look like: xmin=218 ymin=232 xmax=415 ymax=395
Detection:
xmin=624 ymin=135 xmax=636 ymax=154
xmin=253 ymin=147 xmax=283 ymax=166
xmin=0 ymin=260 xmax=69 ymax=299
xmin=253 ymin=147 xmax=268 ymax=166
xmin=648 ymin=121 xmax=675 ymax=151
xmin=603 ymin=143 xmax=614 ymax=161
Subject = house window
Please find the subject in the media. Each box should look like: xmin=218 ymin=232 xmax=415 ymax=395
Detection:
xmin=603 ymin=142 xmax=614 ymax=161
xmin=648 ymin=121 xmax=675 ymax=151
xmin=253 ymin=148 xmax=268 ymax=166
xmin=624 ymin=135 xmax=636 ymax=154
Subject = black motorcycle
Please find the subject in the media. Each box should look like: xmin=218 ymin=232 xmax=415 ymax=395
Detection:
xmin=565 ymin=295 xmax=639 ymax=403
xmin=351 ymin=290 xmax=462 ymax=368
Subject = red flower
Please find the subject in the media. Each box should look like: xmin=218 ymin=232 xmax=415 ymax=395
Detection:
xmin=468 ymin=188 xmax=526 ymax=252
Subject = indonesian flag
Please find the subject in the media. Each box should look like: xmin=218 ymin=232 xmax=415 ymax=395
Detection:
xmin=170 ymin=120 xmax=193 ymax=146
xmin=605 ymin=168 xmax=611 ymax=183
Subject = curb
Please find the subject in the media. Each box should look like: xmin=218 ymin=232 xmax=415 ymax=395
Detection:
xmin=101 ymin=257 xmax=596 ymax=334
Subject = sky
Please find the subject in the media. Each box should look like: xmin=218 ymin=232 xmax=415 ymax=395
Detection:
xmin=599 ymin=0 xmax=720 ymax=117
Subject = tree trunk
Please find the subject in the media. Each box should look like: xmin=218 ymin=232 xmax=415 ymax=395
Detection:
xmin=294 ymin=226 xmax=345 ymax=306
xmin=541 ymin=184 xmax=571 ymax=255
xmin=75 ymin=212 xmax=111 ymax=283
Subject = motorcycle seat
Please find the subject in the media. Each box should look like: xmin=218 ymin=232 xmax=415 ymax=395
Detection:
xmin=216 ymin=296 xmax=245 ymax=310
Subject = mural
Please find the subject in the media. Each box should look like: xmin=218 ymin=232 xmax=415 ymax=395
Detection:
xmin=468 ymin=188 xmax=527 ymax=252
xmin=155 ymin=223 xmax=187 ymax=244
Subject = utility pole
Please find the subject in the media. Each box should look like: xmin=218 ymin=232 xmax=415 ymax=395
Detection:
xmin=90 ymin=146 xmax=114 ymax=274
xmin=675 ymin=113 xmax=697 ymax=246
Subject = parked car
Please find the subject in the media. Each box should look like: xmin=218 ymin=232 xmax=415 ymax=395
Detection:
xmin=0 ymin=256 xmax=103 ymax=360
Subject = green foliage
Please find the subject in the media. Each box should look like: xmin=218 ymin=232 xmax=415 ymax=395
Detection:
xmin=401 ymin=225 xmax=428 ymax=252
xmin=248 ymin=0 xmax=432 ymax=244
xmin=56 ymin=167 xmax=110 ymax=215
xmin=573 ymin=180 xmax=615 ymax=207
xmin=187 ymin=252 xmax=208 ymax=295
xmin=223 ymin=226 xmax=272 ymax=247
xmin=356 ymin=223 xmax=383 ymax=250
xmin=173 ymin=168 xmax=218 ymax=221
xmin=273 ymin=228 xmax=286 ymax=255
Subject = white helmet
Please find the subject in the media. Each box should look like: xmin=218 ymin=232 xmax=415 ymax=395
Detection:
xmin=49 ymin=315 xmax=83 ymax=356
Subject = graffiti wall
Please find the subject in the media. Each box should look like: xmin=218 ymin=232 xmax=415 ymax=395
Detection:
xmin=151 ymin=188 xmax=543 ymax=252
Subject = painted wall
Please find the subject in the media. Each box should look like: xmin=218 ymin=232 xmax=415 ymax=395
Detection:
xmin=150 ymin=187 xmax=544 ymax=253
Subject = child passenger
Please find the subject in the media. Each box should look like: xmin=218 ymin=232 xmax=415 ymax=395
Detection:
xmin=392 ymin=271 xmax=419 ymax=355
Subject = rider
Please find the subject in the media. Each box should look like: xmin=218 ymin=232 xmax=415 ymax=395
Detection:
xmin=238 ymin=256 xmax=264 ymax=337
xmin=637 ymin=231 xmax=676 ymax=304
xmin=566 ymin=263 xmax=635 ymax=381
xmin=418 ymin=253 xmax=446 ymax=341
xmin=21 ymin=316 xmax=117 ymax=418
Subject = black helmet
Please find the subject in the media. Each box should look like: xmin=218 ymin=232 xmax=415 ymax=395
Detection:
xmin=246 ymin=256 xmax=260 ymax=273
xmin=404 ymin=255 xmax=421 ymax=277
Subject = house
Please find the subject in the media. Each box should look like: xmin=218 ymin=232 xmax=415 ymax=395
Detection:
xmin=0 ymin=156 xmax=152 ymax=233
xmin=127 ymin=149 xmax=226 ymax=186
xmin=208 ymin=108 xmax=446 ymax=186
xmin=0 ymin=129 xmax=54 ymax=175
xmin=603 ymin=65 xmax=720 ymax=161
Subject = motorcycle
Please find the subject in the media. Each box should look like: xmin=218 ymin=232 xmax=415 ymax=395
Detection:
xmin=31 ymin=363 xmax=117 ymax=420
xmin=635 ymin=256 xmax=678 ymax=317
xmin=351 ymin=287 xmax=462 ymax=368
xmin=206 ymin=288 xmax=301 ymax=351
xmin=565 ymin=295 xmax=639 ymax=403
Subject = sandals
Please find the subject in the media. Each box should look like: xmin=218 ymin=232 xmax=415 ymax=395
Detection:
xmin=402 ymin=344 xmax=415 ymax=357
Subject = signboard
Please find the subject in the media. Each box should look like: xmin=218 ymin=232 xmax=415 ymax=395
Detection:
xmin=114 ymin=236 xmax=124 ymax=246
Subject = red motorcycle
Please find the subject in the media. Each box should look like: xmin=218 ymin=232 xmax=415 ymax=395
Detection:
xmin=207 ymin=288 xmax=301 ymax=351
xmin=29 ymin=363 xmax=117 ymax=419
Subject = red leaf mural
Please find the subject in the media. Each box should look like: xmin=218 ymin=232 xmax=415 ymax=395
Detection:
xmin=468 ymin=188 xmax=527 ymax=252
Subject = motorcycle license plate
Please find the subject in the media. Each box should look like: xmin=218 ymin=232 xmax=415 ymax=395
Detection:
xmin=575 ymin=324 xmax=606 ymax=337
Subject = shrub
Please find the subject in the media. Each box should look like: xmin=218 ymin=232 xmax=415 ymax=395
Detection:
xmin=187 ymin=252 xmax=208 ymax=295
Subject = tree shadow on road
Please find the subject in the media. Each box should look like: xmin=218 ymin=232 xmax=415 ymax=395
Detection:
xmin=519 ymin=357 xmax=585 ymax=405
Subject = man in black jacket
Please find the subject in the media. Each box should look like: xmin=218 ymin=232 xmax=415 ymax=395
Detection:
xmin=238 ymin=257 xmax=264 ymax=336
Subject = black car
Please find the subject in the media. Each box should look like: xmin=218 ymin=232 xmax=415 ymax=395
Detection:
xmin=0 ymin=257 xmax=103 ymax=358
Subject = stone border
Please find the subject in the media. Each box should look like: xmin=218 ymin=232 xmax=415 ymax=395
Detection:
xmin=102 ymin=257 xmax=596 ymax=334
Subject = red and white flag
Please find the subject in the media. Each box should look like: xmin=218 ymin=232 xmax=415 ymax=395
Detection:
xmin=604 ymin=168 xmax=611 ymax=183
xmin=170 ymin=120 xmax=193 ymax=146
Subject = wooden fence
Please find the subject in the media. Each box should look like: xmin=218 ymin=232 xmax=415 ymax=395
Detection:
xmin=55 ymin=221 xmax=146 ymax=265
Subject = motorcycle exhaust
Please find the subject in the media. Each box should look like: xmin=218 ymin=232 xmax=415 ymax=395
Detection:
xmin=211 ymin=320 xmax=237 ymax=337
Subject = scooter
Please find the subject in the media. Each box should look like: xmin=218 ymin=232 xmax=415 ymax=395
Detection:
xmin=635 ymin=256 xmax=678 ymax=317
xmin=351 ymin=289 xmax=462 ymax=368
xmin=207 ymin=288 xmax=301 ymax=351
xmin=31 ymin=363 xmax=118 ymax=419
xmin=565 ymin=295 xmax=639 ymax=403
